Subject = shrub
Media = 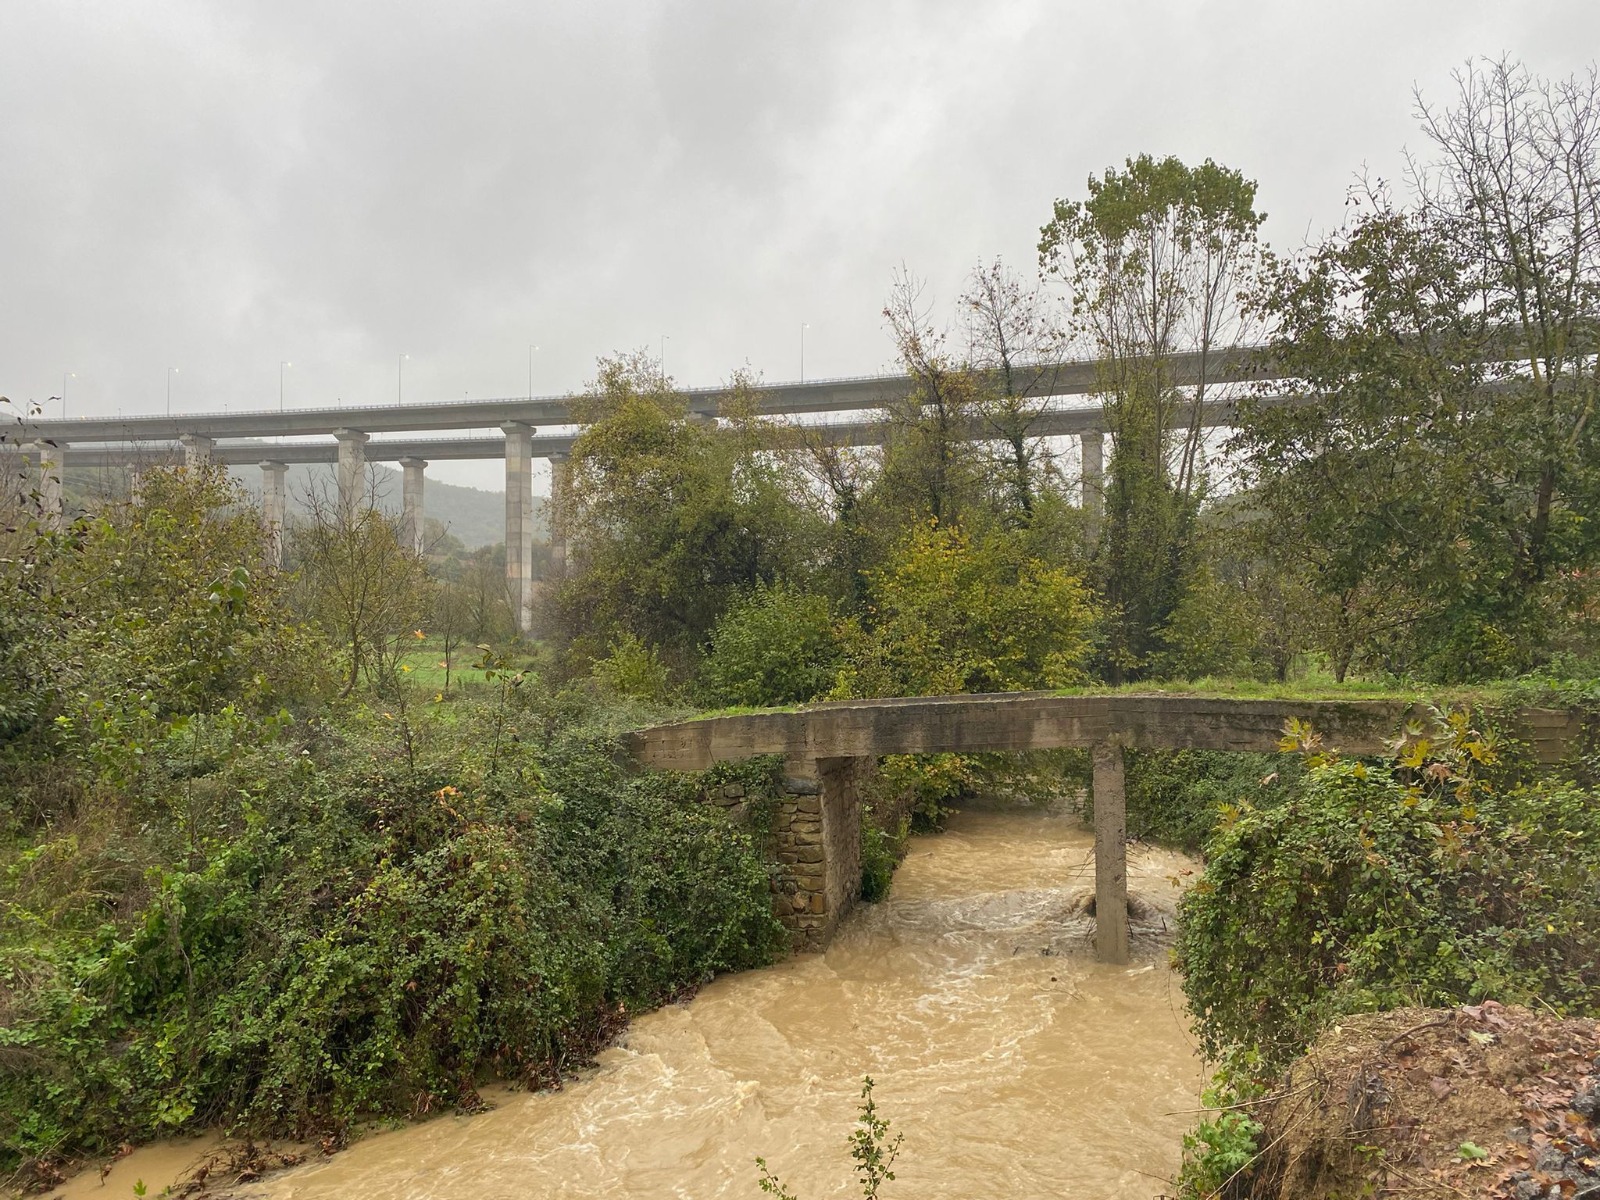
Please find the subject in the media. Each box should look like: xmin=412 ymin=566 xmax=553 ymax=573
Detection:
xmin=871 ymin=754 xmax=978 ymax=831
xmin=700 ymin=584 xmax=841 ymax=707
xmin=1123 ymin=749 xmax=1298 ymax=854
xmin=836 ymin=521 xmax=1098 ymax=698
xmin=0 ymin=698 xmax=784 ymax=1173
xmin=1176 ymin=750 xmax=1600 ymax=1071
xmin=859 ymin=809 xmax=909 ymax=903
xmin=590 ymin=632 xmax=674 ymax=703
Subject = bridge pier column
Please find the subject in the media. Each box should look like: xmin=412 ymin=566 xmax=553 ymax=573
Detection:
xmin=259 ymin=461 xmax=288 ymax=568
xmin=1080 ymin=430 xmax=1104 ymax=538
xmin=398 ymin=456 xmax=427 ymax=555
xmin=179 ymin=433 xmax=214 ymax=468
xmin=32 ymin=442 xmax=64 ymax=530
xmin=502 ymin=422 xmax=536 ymax=634
xmin=775 ymin=756 xmax=868 ymax=951
xmin=546 ymin=451 xmax=570 ymax=579
xmin=1091 ymin=741 xmax=1130 ymax=965
xmin=333 ymin=428 xmax=369 ymax=516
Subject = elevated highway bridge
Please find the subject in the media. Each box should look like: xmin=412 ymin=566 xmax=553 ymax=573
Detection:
xmin=3 ymin=345 xmax=1277 ymax=630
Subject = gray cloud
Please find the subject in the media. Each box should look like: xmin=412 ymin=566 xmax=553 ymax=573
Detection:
xmin=3 ymin=0 xmax=1596 ymax=489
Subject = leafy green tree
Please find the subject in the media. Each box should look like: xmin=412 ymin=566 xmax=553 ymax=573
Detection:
xmin=1155 ymin=559 xmax=1264 ymax=680
xmin=1235 ymin=60 xmax=1600 ymax=680
xmin=958 ymin=258 xmax=1067 ymax=523
xmin=1039 ymin=154 xmax=1268 ymax=679
xmin=875 ymin=270 xmax=989 ymax=528
xmin=553 ymin=354 xmax=819 ymax=671
xmin=700 ymin=583 xmax=841 ymax=707
xmin=838 ymin=520 xmax=1097 ymax=698
xmin=590 ymin=632 xmax=674 ymax=704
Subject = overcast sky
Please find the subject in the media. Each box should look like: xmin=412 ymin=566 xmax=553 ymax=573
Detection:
xmin=3 ymin=0 xmax=1597 ymax=491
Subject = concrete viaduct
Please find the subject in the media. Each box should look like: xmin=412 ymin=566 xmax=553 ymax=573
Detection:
xmin=625 ymin=693 xmax=1584 ymax=962
xmin=7 ymin=347 xmax=1275 ymax=629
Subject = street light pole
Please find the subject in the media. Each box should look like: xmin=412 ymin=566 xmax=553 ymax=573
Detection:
xmin=280 ymin=361 xmax=292 ymax=412
xmin=167 ymin=367 xmax=178 ymax=417
xmin=397 ymin=353 xmax=409 ymax=405
xmin=62 ymin=372 xmax=74 ymax=418
xmin=528 ymin=344 xmax=539 ymax=400
xmin=660 ymin=335 xmax=669 ymax=388
xmin=801 ymin=323 xmax=810 ymax=382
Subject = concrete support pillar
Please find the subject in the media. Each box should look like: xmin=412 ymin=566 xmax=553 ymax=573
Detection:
xmin=398 ymin=456 xmax=427 ymax=556
xmin=1091 ymin=741 xmax=1130 ymax=965
xmin=501 ymin=422 xmax=536 ymax=634
xmin=546 ymin=451 xmax=571 ymax=578
xmin=179 ymin=433 xmax=214 ymax=467
xmin=32 ymin=441 xmax=64 ymax=530
xmin=333 ymin=428 xmax=369 ymax=516
xmin=1080 ymin=429 xmax=1104 ymax=537
xmin=259 ymin=461 xmax=288 ymax=568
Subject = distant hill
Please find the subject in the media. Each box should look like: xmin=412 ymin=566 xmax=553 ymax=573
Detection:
xmin=229 ymin=462 xmax=543 ymax=549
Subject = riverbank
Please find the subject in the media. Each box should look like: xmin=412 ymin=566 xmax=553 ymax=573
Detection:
xmin=41 ymin=808 xmax=1203 ymax=1200
xmin=1236 ymin=1003 xmax=1600 ymax=1198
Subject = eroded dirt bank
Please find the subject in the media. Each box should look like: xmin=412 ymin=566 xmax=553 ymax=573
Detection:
xmin=1240 ymin=1003 xmax=1600 ymax=1199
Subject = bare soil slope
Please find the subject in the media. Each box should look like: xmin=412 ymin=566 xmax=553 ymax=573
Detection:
xmin=1244 ymin=1003 xmax=1600 ymax=1198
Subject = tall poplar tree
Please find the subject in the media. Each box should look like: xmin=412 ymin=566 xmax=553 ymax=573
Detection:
xmin=1039 ymin=155 xmax=1267 ymax=679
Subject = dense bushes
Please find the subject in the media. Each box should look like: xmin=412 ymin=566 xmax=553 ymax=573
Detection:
xmin=1123 ymin=749 xmax=1297 ymax=854
xmin=700 ymin=584 xmax=841 ymax=707
xmin=1176 ymin=750 xmax=1600 ymax=1072
xmin=0 ymin=468 xmax=787 ymax=1177
xmin=0 ymin=702 xmax=784 ymax=1173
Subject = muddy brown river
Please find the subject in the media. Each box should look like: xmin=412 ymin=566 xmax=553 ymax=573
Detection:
xmin=58 ymin=807 xmax=1204 ymax=1199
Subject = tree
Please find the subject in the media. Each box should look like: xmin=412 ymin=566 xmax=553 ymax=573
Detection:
xmin=876 ymin=269 xmax=988 ymax=527
xmin=5 ymin=464 xmax=326 ymax=806
xmin=838 ymin=520 xmax=1097 ymax=698
xmin=1412 ymin=59 xmax=1600 ymax=610
xmin=455 ymin=544 xmax=517 ymax=643
xmin=290 ymin=471 xmax=433 ymax=695
xmin=553 ymin=354 xmax=818 ymax=671
xmin=958 ymin=258 xmax=1065 ymax=521
xmin=1235 ymin=59 xmax=1600 ymax=678
xmin=1039 ymin=154 xmax=1267 ymax=497
xmin=700 ymin=583 xmax=841 ymax=707
xmin=431 ymin=579 xmax=472 ymax=690
xmin=1039 ymin=155 xmax=1268 ymax=680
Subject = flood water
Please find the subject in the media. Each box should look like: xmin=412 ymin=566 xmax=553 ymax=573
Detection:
xmin=61 ymin=808 xmax=1204 ymax=1200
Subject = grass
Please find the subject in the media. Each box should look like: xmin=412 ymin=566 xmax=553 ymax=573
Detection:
xmin=396 ymin=638 xmax=495 ymax=690
xmin=1050 ymin=676 xmax=1436 ymax=702
xmin=664 ymin=675 xmax=1561 ymax=725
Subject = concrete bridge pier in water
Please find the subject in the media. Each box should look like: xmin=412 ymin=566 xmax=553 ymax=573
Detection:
xmin=627 ymin=694 xmax=1585 ymax=963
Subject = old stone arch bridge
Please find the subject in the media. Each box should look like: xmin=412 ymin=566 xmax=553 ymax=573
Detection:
xmin=625 ymin=693 xmax=1582 ymax=964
